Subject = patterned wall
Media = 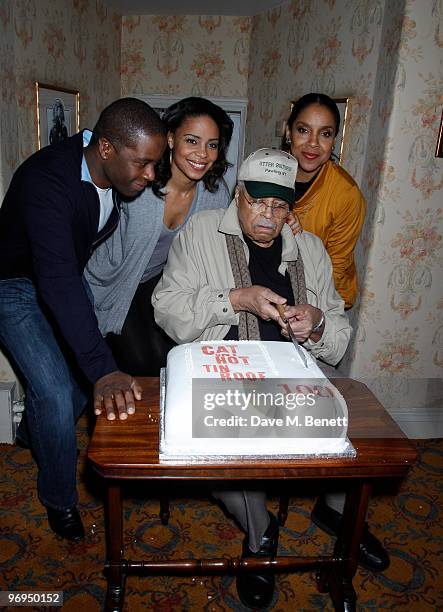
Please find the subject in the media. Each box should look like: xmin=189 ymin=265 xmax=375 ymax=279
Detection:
xmin=245 ymin=0 xmax=385 ymax=183
xmin=247 ymin=0 xmax=443 ymax=425
xmin=0 ymin=0 xmax=19 ymax=203
xmin=0 ymin=0 xmax=121 ymax=196
xmin=349 ymin=0 xmax=443 ymax=420
xmin=120 ymin=15 xmax=251 ymax=97
xmin=343 ymin=0 xmax=406 ymax=371
xmin=0 ymin=0 xmax=17 ymax=384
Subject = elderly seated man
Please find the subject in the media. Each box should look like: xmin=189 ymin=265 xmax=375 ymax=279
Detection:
xmin=152 ymin=148 xmax=387 ymax=609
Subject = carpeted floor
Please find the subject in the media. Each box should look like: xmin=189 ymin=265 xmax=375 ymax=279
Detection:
xmin=0 ymin=417 xmax=442 ymax=611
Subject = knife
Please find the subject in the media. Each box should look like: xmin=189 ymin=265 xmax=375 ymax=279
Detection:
xmin=276 ymin=304 xmax=309 ymax=368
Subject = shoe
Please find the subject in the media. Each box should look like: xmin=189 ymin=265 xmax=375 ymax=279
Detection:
xmin=236 ymin=512 xmax=279 ymax=609
xmin=357 ymin=528 xmax=390 ymax=572
xmin=15 ymin=418 xmax=30 ymax=449
xmin=311 ymin=498 xmax=390 ymax=572
xmin=15 ymin=433 xmax=30 ymax=449
xmin=46 ymin=506 xmax=85 ymax=542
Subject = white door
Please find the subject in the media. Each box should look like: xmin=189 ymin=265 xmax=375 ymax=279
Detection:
xmin=224 ymin=110 xmax=241 ymax=196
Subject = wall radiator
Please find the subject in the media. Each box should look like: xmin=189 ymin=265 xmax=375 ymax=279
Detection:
xmin=0 ymin=382 xmax=24 ymax=444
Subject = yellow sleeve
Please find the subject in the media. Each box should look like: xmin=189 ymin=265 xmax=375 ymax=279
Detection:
xmin=323 ymin=185 xmax=366 ymax=308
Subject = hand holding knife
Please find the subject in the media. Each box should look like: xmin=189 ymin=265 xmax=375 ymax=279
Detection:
xmin=276 ymin=304 xmax=309 ymax=368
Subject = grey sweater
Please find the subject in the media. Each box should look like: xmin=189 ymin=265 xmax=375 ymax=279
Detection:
xmin=84 ymin=180 xmax=230 ymax=335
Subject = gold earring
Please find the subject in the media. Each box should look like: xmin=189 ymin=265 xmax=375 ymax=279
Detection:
xmin=169 ymin=148 xmax=173 ymax=165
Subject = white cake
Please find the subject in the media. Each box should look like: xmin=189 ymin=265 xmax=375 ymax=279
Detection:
xmin=159 ymin=341 xmax=354 ymax=462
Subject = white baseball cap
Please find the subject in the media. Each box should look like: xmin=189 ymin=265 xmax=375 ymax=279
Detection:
xmin=238 ymin=148 xmax=298 ymax=204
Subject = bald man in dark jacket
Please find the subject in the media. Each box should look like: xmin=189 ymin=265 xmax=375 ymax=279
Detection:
xmin=0 ymin=98 xmax=166 ymax=541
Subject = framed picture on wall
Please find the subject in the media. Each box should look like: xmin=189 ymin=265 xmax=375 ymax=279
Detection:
xmin=332 ymin=97 xmax=351 ymax=164
xmin=35 ymin=82 xmax=80 ymax=150
xmin=435 ymin=110 xmax=443 ymax=158
xmin=288 ymin=96 xmax=352 ymax=165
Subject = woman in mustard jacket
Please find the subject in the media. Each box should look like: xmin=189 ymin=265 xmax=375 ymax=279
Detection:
xmin=283 ymin=95 xmax=389 ymax=572
xmin=283 ymin=93 xmax=366 ymax=309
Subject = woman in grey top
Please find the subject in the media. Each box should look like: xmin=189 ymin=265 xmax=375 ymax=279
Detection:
xmin=85 ymin=97 xmax=234 ymax=375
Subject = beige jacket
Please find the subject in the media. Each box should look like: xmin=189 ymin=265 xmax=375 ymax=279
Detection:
xmin=152 ymin=201 xmax=351 ymax=366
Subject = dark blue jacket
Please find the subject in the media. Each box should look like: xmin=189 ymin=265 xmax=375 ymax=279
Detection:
xmin=0 ymin=131 xmax=119 ymax=382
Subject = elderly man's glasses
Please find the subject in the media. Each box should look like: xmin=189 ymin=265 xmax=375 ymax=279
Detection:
xmin=242 ymin=190 xmax=289 ymax=219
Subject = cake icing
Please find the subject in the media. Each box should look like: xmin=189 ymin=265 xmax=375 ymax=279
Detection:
xmin=160 ymin=341 xmax=354 ymax=461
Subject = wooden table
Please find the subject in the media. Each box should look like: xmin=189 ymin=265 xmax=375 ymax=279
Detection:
xmin=88 ymin=378 xmax=417 ymax=612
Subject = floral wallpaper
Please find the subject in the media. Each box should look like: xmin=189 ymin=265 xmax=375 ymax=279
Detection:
xmin=0 ymin=0 xmax=121 ymax=196
xmin=245 ymin=0 xmax=385 ymax=185
xmin=349 ymin=0 xmax=443 ymax=424
xmin=120 ymin=15 xmax=251 ymax=97
xmin=0 ymin=0 xmax=18 ymax=201
xmin=247 ymin=0 xmax=442 ymax=429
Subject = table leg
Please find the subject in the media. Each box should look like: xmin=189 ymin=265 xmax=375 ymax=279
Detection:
xmin=104 ymin=482 xmax=126 ymax=612
xmin=339 ymin=480 xmax=371 ymax=576
xmin=316 ymin=480 xmax=371 ymax=611
xmin=277 ymin=494 xmax=290 ymax=526
xmin=159 ymin=494 xmax=170 ymax=525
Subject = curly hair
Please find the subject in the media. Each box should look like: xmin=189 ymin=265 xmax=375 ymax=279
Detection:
xmin=281 ymin=93 xmax=340 ymax=152
xmin=152 ymin=97 xmax=233 ymax=197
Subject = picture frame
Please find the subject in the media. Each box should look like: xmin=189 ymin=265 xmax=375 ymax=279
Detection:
xmin=287 ymin=96 xmax=352 ymax=165
xmin=435 ymin=110 xmax=443 ymax=158
xmin=35 ymin=82 xmax=80 ymax=150
xmin=332 ymin=96 xmax=351 ymax=164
